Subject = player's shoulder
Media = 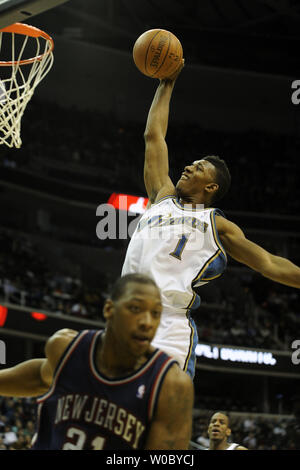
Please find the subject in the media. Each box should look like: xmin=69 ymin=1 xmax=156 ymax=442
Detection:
xmin=45 ymin=329 xmax=79 ymax=357
xmin=152 ymin=364 xmax=194 ymax=421
xmin=153 ymin=361 xmax=194 ymax=420
xmin=153 ymin=190 xmax=176 ymax=206
xmin=214 ymin=212 xmax=238 ymax=233
xmin=48 ymin=328 xmax=78 ymax=343
xmin=162 ymin=362 xmax=194 ymax=395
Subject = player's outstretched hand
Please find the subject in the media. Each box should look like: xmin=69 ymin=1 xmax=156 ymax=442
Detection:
xmin=161 ymin=58 xmax=185 ymax=84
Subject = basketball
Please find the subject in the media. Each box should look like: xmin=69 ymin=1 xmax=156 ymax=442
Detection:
xmin=133 ymin=29 xmax=183 ymax=79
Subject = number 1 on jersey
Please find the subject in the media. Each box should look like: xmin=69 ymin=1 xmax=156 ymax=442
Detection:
xmin=170 ymin=234 xmax=189 ymax=260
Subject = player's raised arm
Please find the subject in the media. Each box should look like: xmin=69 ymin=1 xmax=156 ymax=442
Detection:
xmin=144 ymin=364 xmax=194 ymax=450
xmin=0 ymin=328 xmax=77 ymax=397
xmin=143 ymin=62 xmax=184 ymax=204
xmin=216 ymin=216 xmax=300 ymax=288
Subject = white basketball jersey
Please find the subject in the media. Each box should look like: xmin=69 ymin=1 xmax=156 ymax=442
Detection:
xmin=226 ymin=443 xmax=240 ymax=450
xmin=122 ymin=196 xmax=227 ymax=313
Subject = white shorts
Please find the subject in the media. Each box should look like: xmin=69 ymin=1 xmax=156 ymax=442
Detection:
xmin=151 ymin=310 xmax=198 ymax=378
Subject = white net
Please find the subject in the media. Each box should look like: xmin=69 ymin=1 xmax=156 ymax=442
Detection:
xmin=0 ymin=24 xmax=54 ymax=148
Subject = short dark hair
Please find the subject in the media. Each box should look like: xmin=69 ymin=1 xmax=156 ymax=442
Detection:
xmin=110 ymin=273 xmax=159 ymax=301
xmin=203 ymin=155 xmax=231 ymax=204
xmin=209 ymin=411 xmax=231 ymax=428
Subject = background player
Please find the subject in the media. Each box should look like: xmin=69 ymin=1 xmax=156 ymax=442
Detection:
xmin=207 ymin=412 xmax=248 ymax=450
xmin=0 ymin=273 xmax=194 ymax=450
xmin=122 ymin=61 xmax=300 ymax=378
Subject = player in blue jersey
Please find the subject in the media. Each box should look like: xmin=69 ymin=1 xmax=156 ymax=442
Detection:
xmin=0 ymin=273 xmax=194 ymax=450
xmin=122 ymin=61 xmax=300 ymax=378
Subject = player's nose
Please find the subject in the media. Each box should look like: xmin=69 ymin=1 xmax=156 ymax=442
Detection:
xmin=184 ymin=164 xmax=193 ymax=173
xmin=138 ymin=311 xmax=154 ymax=329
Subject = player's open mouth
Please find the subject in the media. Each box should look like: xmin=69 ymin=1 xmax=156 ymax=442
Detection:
xmin=180 ymin=173 xmax=189 ymax=180
xmin=133 ymin=335 xmax=150 ymax=345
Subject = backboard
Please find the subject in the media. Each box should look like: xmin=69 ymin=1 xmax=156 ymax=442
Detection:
xmin=0 ymin=0 xmax=70 ymax=29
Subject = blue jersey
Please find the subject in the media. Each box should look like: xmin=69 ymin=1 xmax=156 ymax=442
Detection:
xmin=32 ymin=330 xmax=177 ymax=450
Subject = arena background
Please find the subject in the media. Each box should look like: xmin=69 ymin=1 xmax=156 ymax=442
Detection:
xmin=0 ymin=0 xmax=300 ymax=450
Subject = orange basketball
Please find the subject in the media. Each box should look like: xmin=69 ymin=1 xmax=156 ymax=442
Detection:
xmin=133 ymin=29 xmax=183 ymax=79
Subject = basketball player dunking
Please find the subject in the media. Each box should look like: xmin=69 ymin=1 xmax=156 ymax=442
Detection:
xmin=0 ymin=274 xmax=193 ymax=450
xmin=208 ymin=412 xmax=248 ymax=450
xmin=122 ymin=61 xmax=300 ymax=378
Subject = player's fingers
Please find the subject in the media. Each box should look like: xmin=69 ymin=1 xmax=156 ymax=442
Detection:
xmin=165 ymin=59 xmax=185 ymax=82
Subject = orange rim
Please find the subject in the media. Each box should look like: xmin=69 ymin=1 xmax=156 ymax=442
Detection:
xmin=0 ymin=22 xmax=54 ymax=66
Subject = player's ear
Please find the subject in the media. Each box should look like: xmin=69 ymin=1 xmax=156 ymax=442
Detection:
xmin=226 ymin=427 xmax=231 ymax=437
xmin=205 ymin=182 xmax=219 ymax=193
xmin=103 ymin=299 xmax=114 ymax=320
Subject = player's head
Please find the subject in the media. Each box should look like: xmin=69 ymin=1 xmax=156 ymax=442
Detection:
xmin=103 ymin=274 xmax=162 ymax=357
xmin=208 ymin=412 xmax=231 ymax=443
xmin=175 ymin=155 xmax=231 ymax=206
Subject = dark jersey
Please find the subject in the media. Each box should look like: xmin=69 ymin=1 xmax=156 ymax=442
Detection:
xmin=32 ymin=330 xmax=177 ymax=450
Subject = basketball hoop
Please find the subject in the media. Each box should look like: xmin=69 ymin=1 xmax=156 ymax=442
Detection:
xmin=0 ymin=23 xmax=54 ymax=148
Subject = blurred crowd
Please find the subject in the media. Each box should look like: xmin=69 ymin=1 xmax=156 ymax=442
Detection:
xmin=196 ymin=271 xmax=299 ymax=350
xmin=0 ymin=89 xmax=299 ymax=451
xmin=0 ymin=99 xmax=300 ymax=215
xmin=193 ymin=411 xmax=299 ymax=450
xmin=0 ymin=395 xmax=298 ymax=450
xmin=0 ymin=226 xmax=299 ymax=351
xmin=0 ymin=397 xmax=35 ymax=450
xmin=0 ymin=229 xmax=107 ymax=321
xmin=0 ymin=100 xmax=300 ymax=351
